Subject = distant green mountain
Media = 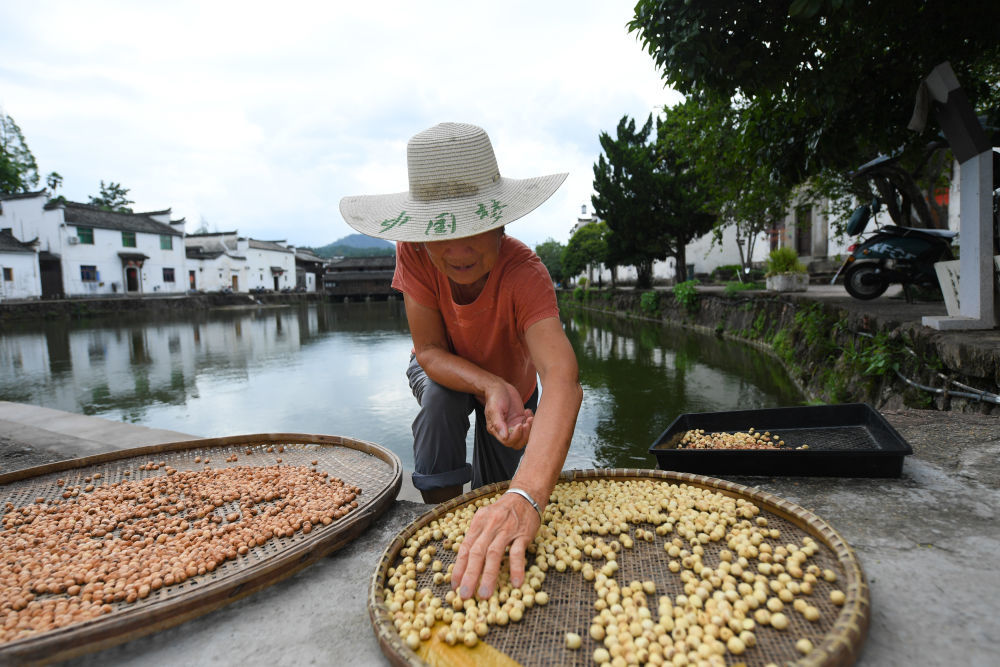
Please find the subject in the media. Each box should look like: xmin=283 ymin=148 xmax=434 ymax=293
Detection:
xmin=307 ymin=234 xmax=395 ymax=258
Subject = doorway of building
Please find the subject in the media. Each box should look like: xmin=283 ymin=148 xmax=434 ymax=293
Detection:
xmin=39 ymin=254 xmax=64 ymax=299
xmin=125 ymin=267 xmax=140 ymax=292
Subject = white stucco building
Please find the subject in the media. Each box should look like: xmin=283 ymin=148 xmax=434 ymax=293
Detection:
xmin=0 ymin=228 xmax=41 ymax=300
xmin=184 ymin=232 xmax=248 ymax=292
xmin=0 ymin=192 xmax=186 ymax=297
xmin=245 ymin=239 xmax=295 ymax=292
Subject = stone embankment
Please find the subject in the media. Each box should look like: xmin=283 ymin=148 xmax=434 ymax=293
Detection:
xmin=561 ymin=286 xmax=1000 ymax=414
xmin=0 ymin=291 xmax=327 ymax=322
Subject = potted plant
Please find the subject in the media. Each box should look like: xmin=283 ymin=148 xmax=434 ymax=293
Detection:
xmin=765 ymin=247 xmax=809 ymax=292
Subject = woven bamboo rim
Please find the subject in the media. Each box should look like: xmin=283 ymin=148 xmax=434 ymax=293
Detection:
xmin=369 ymin=468 xmax=869 ymax=667
xmin=0 ymin=433 xmax=402 ymax=665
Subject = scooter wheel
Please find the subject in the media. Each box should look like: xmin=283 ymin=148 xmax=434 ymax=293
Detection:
xmin=844 ymin=263 xmax=889 ymax=300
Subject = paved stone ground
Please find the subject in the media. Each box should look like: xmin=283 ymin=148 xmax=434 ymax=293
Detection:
xmin=0 ymin=405 xmax=997 ymax=666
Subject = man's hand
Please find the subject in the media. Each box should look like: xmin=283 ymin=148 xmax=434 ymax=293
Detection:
xmin=451 ymin=492 xmax=540 ymax=600
xmin=484 ymin=381 xmax=533 ymax=449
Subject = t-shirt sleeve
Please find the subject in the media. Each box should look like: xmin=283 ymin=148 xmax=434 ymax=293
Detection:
xmin=511 ymin=255 xmax=560 ymax=335
xmin=391 ymin=242 xmax=439 ymax=310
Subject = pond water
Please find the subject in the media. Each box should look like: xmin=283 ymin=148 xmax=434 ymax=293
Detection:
xmin=0 ymin=301 xmax=802 ymax=470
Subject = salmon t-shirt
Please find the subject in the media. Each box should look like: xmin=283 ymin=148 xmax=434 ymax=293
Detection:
xmin=391 ymin=236 xmax=559 ymax=403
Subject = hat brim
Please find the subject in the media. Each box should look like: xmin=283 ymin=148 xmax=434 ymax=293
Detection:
xmin=339 ymin=173 xmax=568 ymax=242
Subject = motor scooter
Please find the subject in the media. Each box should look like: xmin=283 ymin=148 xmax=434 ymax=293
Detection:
xmin=831 ymin=196 xmax=956 ymax=300
xmin=831 ymin=152 xmax=958 ymax=301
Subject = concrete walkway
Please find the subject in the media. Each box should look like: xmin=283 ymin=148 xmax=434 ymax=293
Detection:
xmin=1 ymin=406 xmax=998 ymax=666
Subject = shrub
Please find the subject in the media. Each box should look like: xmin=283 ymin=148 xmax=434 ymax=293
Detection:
xmin=765 ymin=247 xmax=807 ymax=276
xmin=672 ymin=279 xmax=700 ymax=314
xmin=712 ymin=264 xmax=742 ymax=282
xmin=723 ymin=281 xmax=764 ymax=296
xmin=640 ymin=290 xmax=661 ymax=317
xmin=573 ymin=286 xmax=587 ymax=302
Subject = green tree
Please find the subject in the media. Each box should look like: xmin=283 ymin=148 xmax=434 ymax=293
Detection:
xmin=563 ymin=221 xmax=610 ymax=287
xmin=592 ymin=114 xmax=716 ymax=288
xmin=46 ymin=171 xmax=63 ymax=193
xmin=629 ymin=1 xmax=1000 ymax=188
xmin=534 ymin=238 xmax=566 ymax=285
xmin=661 ymin=97 xmax=792 ymax=273
xmin=0 ymin=112 xmax=40 ymax=194
xmin=592 ymin=115 xmax=666 ymax=288
xmin=89 ymin=181 xmax=134 ymax=213
xmin=653 ymin=109 xmax=718 ymax=282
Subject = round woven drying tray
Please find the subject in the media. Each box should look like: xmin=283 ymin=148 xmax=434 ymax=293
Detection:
xmin=0 ymin=432 xmax=401 ymax=665
xmin=370 ymin=468 xmax=869 ymax=667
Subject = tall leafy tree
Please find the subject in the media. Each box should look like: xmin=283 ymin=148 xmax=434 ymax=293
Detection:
xmin=89 ymin=181 xmax=134 ymax=213
xmin=653 ymin=110 xmax=718 ymax=281
xmin=592 ymin=116 xmax=665 ymax=288
xmin=534 ymin=238 xmax=567 ymax=285
xmin=662 ymin=97 xmax=792 ymax=272
xmin=593 ymin=114 xmax=716 ymax=288
xmin=563 ymin=221 xmax=610 ymax=287
xmin=629 ymin=1 xmax=1000 ymax=189
xmin=0 ymin=112 xmax=40 ymax=194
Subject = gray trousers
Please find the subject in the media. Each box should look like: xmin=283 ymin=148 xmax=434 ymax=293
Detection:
xmin=406 ymin=354 xmax=538 ymax=492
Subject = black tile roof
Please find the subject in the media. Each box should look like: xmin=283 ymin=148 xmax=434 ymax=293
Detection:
xmin=327 ymin=256 xmax=396 ymax=270
xmin=63 ymin=202 xmax=183 ymax=237
xmin=0 ymin=190 xmax=47 ymax=202
xmin=186 ymin=248 xmax=225 ymax=260
xmin=248 ymin=239 xmax=293 ymax=253
xmin=0 ymin=229 xmax=35 ymax=253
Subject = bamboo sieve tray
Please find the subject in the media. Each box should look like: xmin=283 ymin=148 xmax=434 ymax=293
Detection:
xmin=369 ymin=469 xmax=869 ymax=667
xmin=0 ymin=433 xmax=402 ymax=665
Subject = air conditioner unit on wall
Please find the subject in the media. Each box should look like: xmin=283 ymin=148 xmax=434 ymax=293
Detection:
xmin=67 ymin=237 xmax=79 ymax=245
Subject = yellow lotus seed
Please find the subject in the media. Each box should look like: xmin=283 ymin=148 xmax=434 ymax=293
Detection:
xmin=830 ymin=589 xmax=846 ymax=606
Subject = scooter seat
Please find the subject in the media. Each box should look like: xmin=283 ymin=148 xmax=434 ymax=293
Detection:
xmin=884 ymin=225 xmax=957 ymax=239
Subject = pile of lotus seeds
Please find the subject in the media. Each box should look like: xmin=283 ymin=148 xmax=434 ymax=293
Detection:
xmin=1 ymin=460 xmax=360 ymax=644
xmin=677 ymin=428 xmax=810 ymax=451
xmin=382 ymin=478 xmax=846 ymax=666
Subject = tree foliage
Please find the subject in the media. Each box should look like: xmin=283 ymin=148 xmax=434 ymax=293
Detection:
xmin=89 ymin=181 xmax=134 ymax=213
xmin=534 ymin=238 xmax=566 ymax=285
xmin=592 ymin=114 xmax=716 ymax=288
xmin=660 ymin=97 xmax=792 ymax=270
xmin=0 ymin=113 xmax=40 ymax=194
xmin=629 ymin=1 xmax=1000 ymax=188
xmin=562 ymin=222 xmax=609 ymax=286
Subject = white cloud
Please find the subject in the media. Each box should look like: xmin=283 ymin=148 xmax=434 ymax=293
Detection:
xmin=0 ymin=1 xmax=681 ymax=248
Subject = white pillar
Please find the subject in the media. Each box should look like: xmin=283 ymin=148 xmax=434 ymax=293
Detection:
xmin=923 ymin=149 xmax=996 ymax=329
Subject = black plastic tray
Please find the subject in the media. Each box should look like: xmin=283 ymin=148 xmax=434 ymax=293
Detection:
xmin=648 ymin=403 xmax=912 ymax=477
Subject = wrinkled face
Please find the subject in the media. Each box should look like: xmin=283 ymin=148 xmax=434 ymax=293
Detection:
xmin=422 ymin=229 xmax=503 ymax=286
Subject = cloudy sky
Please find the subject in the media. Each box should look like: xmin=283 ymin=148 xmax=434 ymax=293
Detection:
xmin=0 ymin=1 xmax=681 ymax=249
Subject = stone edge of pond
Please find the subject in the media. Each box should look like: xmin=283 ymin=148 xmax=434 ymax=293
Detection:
xmin=558 ymin=288 xmax=999 ymax=415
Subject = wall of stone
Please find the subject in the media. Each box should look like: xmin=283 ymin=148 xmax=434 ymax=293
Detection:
xmin=560 ymin=289 xmax=999 ymax=415
xmin=0 ymin=292 xmax=327 ymax=322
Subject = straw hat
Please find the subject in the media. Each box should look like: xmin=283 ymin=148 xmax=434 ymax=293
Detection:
xmin=339 ymin=122 xmax=567 ymax=242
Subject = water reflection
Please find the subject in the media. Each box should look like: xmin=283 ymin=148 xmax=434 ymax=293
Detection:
xmin=563 ymin=309 xmax=802 ymax=469
xmin=0 ymin=302 xmax=801 ymax=471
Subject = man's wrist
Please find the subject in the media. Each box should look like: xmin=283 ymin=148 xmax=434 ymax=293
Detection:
xmin=505 ymin=487 xmax=543 ymax=521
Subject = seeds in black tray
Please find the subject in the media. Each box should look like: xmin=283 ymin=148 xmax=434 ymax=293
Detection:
xmin=678 ymin=428 xmax=810 ymax=451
